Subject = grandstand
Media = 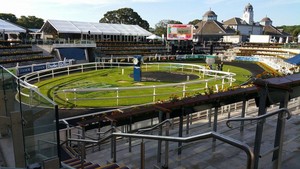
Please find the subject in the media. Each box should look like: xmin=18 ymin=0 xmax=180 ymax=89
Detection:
xmin=0 ymin=40 xmax=55 ymax=67
xmin=234 ymin=44 xmax=300 ymax=75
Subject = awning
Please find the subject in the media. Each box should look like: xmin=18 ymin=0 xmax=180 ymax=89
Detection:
xmin=285 ymin=54 xmax=300 ymax=66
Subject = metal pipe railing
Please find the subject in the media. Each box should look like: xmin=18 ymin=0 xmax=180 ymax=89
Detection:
xmin=226 ymin=108 xmax=291 ymax=128
xmin=112 ymin=131 xmax=254 ymax=169
xmin=137 ymin=119 xmax=172 ymax=134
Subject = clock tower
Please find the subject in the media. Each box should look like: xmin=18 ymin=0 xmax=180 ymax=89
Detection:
xmin=242 ymin=3 xmax=254 ymax=25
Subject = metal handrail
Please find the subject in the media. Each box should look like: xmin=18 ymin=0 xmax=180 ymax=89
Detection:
xmin=226 ymin=108 xmax=291 ymax=128
xmin=0 ymin=65 xmax=56 ymax=105
xmin=137 ymin=119 xmax=172 ymax=134
xmin=112 ymin=132 xmax=254 ymax=169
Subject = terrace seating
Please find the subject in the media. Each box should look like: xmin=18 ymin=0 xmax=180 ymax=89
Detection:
xmin=0 ymin=40 xmax=55 ymax=67
xmin=96 ymin=41 xmax=168 ymax=57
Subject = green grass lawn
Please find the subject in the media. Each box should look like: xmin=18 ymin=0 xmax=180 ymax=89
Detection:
xmin=32 ymin=63 xmax=251 ymax=108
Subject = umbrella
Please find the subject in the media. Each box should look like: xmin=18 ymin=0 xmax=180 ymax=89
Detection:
xmin=285 ymin=54 xmax=300 ymax=66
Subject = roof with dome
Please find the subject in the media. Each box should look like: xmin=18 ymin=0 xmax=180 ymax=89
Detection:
xmin=260 ymin=16 xmax=272 ymax=22
xmin=203 ymin=10 xmax=217 ymax=17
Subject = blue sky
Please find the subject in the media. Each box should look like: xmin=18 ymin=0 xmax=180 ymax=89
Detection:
xmin=1 ymin=0 xmax=299 ymax=28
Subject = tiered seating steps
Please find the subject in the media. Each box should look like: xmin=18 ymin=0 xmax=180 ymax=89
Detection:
xmin=0 ymin=41 xmax=54 ymax=65
xmin=62 ymin=158 xmax=129 ymax=169
xmin=96 ymin=41 xmax=167 ymax=56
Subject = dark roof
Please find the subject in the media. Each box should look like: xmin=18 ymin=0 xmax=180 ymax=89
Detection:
xmin=195 ymin=20 xmax=235 ymax=35
xmin=263 ymin=25 xmax=290 ymax=36
xmin=203 ymin=10 xmax=217 ymax=17
xmin=223 ymin=17 xmax=247 ymax=25
xmin=261 ymin=17 xmax=272 ymax=22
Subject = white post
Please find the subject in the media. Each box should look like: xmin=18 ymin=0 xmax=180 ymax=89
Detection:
xmin=153 ymin=86 xmax=156 ymax=102
xmin=182 ymin=83 xmax=186 ymax=98
xmin=222 ymin=78 xmax=225 ymax=90
xmin=116 ymin=88 xmax=119 ymax=106
xmin=122 ymin=69 xmax=124 ymax=75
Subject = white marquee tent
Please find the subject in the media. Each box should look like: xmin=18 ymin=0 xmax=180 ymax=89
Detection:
xmin=0 ymin=19 xmax=26 ymax=33
xmin=41 ymin=19 xmax=152 ymax=37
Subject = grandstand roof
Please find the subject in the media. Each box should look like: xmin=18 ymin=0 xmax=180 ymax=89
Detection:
xmin=0 ymin=19 xmax=26 ymax=33
xmin=41 ymin=20 xmax=152 ymax=36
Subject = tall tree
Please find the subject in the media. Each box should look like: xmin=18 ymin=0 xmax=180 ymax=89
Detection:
xmin=99 ymin=8 xmax=149 ymax=30
xmin=277 ymin=25 xmax=300 ymax=37
xmin=154 ymin=20 xmax=182 ymax=37
xmin=17 ymin=15 xmax=44 ymax=29
xmin=188 ymin=19 xmax=201 ymax=27
xmin=0 ymin=13 xmax=18 ymax=23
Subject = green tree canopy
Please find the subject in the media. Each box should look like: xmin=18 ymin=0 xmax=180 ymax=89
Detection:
xmin=17 ymin=15 xmax=44 ymax=29
xmin=188 ymin=19 xmax=201 ymax=27
xmin=154 ymin=20 xmax=182 ymax=37
xmin=292 ymin=27 xmax=300 ymax=37
xmin=99 ymin=8 xmax=149 ymax=30
xmin=277 ymin=25 xmax=300 ymax=37
xmin=0 ymin=13 xmax=18 ymax=23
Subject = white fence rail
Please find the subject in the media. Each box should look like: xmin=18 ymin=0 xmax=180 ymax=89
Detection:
xmin=20 ymin=62 xmax=236 ymax=107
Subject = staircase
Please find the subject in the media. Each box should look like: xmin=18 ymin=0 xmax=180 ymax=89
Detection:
xmin=62 ymin=158 xmax=129 ymax=169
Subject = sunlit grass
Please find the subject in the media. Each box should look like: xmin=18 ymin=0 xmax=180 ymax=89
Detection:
xmin=33 ymin=63 xmax=251 ymax=108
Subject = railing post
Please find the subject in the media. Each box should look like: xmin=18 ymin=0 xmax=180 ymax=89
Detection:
xmin=178 ymin=107 xmax=184 ymax=155
xmin=81 ymin=126 xmax=86 ymax=159
xmin=213 ymin=106 xmax=219 ymax=142
xmin=163 ymin=112 xmax=170 ymax=169
xmin=208 ymin=108 xmax=212 ymax=127
xmin=129 ymin=116 xmax=132 ymax=152
xmin=253 ymin=87 xmax=268 ymax=169
xmin=140 ymin=139 xmax=145 ymax=169
xmin=113 ymin=135 xmax=117 ymax=163
xmin=186 ymin=112 xmax=190 ymax=135
xmin=157 ymin=111 xmax=163 ymax=165
xmin=111 ymin=121 xmax=115 ymax=159
xmin=272 ymin=92 xmax=289 ymax=169
xmin=240 ymin=99 xmax=247 ymax=132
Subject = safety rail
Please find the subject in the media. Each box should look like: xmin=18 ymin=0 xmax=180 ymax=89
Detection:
xmin=35 ymin=62 xmax=235 ymax=107
xmin=226 ymin=108 xmax=291 ymax=169
xmin=137 ymin=119 xmax=172 ymax=134
xmin=0 ymin=65 xmax=56 ymax=106
xmin=226 ymin=108 xmax=291 ymax=128
xmin=112 ymin=132 xmax=254 ymax=169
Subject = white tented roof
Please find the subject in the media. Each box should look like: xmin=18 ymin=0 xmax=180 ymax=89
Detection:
xmin=0 ymin=19 xmax=26 ymax=33
xmin=42 ymin=19 xmax=152 ymax=36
